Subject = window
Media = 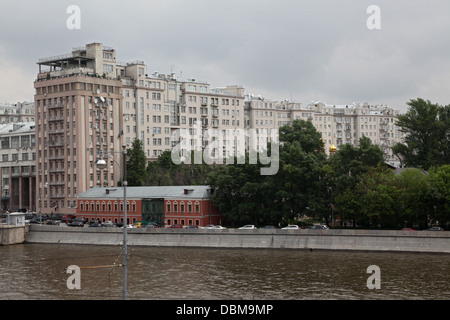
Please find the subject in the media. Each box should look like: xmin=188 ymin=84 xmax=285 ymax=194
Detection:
xmin=103 ymin=64 xmax=113 ymax=74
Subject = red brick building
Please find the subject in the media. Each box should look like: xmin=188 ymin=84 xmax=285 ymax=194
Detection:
xmin=76 ymin=185 xmax=222 ymax=227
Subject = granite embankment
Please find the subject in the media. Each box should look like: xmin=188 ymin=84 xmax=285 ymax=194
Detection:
xmin=25 ymin=225 xmax=450 ymax=253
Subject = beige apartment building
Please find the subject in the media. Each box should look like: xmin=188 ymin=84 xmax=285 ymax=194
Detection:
xmin=34 ymin=42 xmax=246 ymax=216
xmin=244 ymin=96 xmax=403 ymax=166
xmin=0 ymin=102 xmax=35 ymax=124
xmin=0 ymin=122 xmax=36 ymax=212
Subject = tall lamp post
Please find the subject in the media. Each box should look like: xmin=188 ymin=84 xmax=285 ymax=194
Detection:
xmin=96 ymin=144 xmax=128 ymax=300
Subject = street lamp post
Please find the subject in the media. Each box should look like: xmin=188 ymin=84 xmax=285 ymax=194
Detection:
xmin=96 ymin=144 xmax=128 ymax=300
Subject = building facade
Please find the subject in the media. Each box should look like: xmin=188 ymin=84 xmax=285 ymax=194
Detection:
xmin=35 ymin=42 xmax=247 ymax=216
xmin=244 ymin=96 xmax=403 ymax=166
xmin=0 ymin=101 xmax=35 ymax=124
xmin=76 ymin=185 xmax=221 ymax=227
xmin=0 ymin=122 xmax=36 ymax=212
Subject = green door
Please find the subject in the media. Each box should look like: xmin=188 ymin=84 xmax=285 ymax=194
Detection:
xmin=141 ymin=198 xmax=164 ymax=226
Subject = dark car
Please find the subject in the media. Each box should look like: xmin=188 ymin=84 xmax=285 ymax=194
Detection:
xmin=168 ymin=224 xmax=183 ymax=228
xmin=307 ymin=225 xmax=329 ymax=230
xmin=88 ymin=222 xmax=104 ymax=227
xmin=30 ymin=216 xmax=47 ymax=224
xmin=46 ymin=218 xmax=60 ymax=226
xmin=186 ymin=225 xmax=199 ymax=229
xmin=67 ymin=218 xmax=86 ymax=227
xmin=426 ymin=226 xmax=445 ymax=231
xmin=263 ymin=225 xmax=276 ymax=229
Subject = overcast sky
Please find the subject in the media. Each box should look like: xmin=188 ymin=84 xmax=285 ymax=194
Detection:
xmin=1 ymin=0 xmax=449 ymax=112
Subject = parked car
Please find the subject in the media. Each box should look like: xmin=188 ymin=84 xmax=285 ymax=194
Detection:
xmin=101 ymin=221 xmax=116 ymax=227
xmin=306 ymin=225 xmax=329 ymax=230
xmin=212 ymin=225 xmax=226 ymax=229
xmin=67 ymin=218 xmax=86 ymax=227
xmin=134 ymin=221 xmax=146 ymax=228
xmin=46 ymin=218 xmax=60 ymax=226
xmin=263 ymin=225 xmax=276 ymax=229
xmin=145 ymin=222 xmax=160 ymax=228
xmin=239 ymin=225 xmax=257 ymax=229
xmin=88 ymin=222 xmax=104 ymax=227
xmin=29 ymin=216 xmax=47 ymax=224
xmin=168 ymin=224 xmax=183 ymax=228
xmin=204 ymin=224 xmax=215 ymax=229
xmin=62 ymin=215 xmax=76 ymax=223
xmin=401 ymin=228 xmax=415 ymax=231
xmin=186 ymin=225 xmax=199 ymax=229
xmin=426 ymin=226 xmax=445 ymax=231
xmin=282 ymin=225 xmax=300 ymax=230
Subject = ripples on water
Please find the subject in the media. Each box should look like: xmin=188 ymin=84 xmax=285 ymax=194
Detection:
xmin=0 ymin=244 xmax=449 ymax=300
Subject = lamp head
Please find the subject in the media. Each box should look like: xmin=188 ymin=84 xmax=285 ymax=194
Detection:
xmin=96 ymin=159 xmax=107 ymax=170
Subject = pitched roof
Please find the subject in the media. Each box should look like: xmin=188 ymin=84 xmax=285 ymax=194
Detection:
xmin=77 ymin=185 xmax=212 ymax=200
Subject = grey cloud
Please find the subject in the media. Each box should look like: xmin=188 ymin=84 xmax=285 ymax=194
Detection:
xmin=0 ymin=0 xmax=449 ymax=110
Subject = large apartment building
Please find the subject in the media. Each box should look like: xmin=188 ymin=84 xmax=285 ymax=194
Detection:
xmin=244 ymin=96 xmax=403 ymax=165
xmin=0 ymin=122 xmax=36 ymax=212
xmin=0 ymin=102 xmax=35 ymax=124
xmin=34 ymin=42 xmax=246 ymax=216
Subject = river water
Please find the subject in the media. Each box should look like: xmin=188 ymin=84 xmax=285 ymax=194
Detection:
xmin=0 ymin=243 xmax=449 ymax=300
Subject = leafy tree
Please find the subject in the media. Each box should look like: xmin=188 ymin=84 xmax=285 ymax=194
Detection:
xmin=146 ymin=150 xmax=218 ymax=186
xmin=126 ymin=139 xmax=148 ymax=186
xmin=328 ymin=136 xmax=385 ymax=226
xmin=279 ymin=119 xmax=325 ymax=153
xmin=207 ymin=119 xmax=328 ymax=226
xmin=207 ymin=154 xmax=270 ymax=225
xmin=428 ymin=165 xmax=450 ymax=228
xmin=392 ymin=98 xmax=450 ymax=169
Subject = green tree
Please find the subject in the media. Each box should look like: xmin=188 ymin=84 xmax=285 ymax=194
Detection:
xmin=392 ymin=98 xmax=450 ymax=169
xmin=207 ymin=119 xmax=328 ymax=226
xmin=146 ymin=150 xmax=218 ymax=186
xmin=126 ymin=139 xmax=148 ymax=186
xmin=207 ymin=154 xmax=269 ymax=225
xmin=428 ymin=165 xmax=450 ymax=228
xmin=328 ymin=136 xmax=385 ymax=226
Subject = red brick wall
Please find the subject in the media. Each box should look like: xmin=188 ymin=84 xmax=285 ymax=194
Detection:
xmin=77 ymin=197 xmax=222 ymax=227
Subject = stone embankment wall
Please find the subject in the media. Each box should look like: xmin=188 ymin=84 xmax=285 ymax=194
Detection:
xmin=1 ymin=225 xmax=29 ymax=245
xmin=25 ymin=225 xmax=450 ymax=253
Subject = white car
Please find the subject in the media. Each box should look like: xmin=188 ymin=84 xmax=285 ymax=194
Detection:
xmin=212 ymin=225 xmax=226 ymax=229
xmin=282 ymin=225 xmax=300 ymax=230
xmin=239 ymin=225 xmax=257 ymax=229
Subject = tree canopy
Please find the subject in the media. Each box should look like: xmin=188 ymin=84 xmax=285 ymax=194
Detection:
xmin=392 ymin=98 xmax=450 ymax=169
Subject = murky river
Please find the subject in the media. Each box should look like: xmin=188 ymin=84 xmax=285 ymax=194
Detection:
xmin=0 ymin=243 xmax=448 ymax=300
